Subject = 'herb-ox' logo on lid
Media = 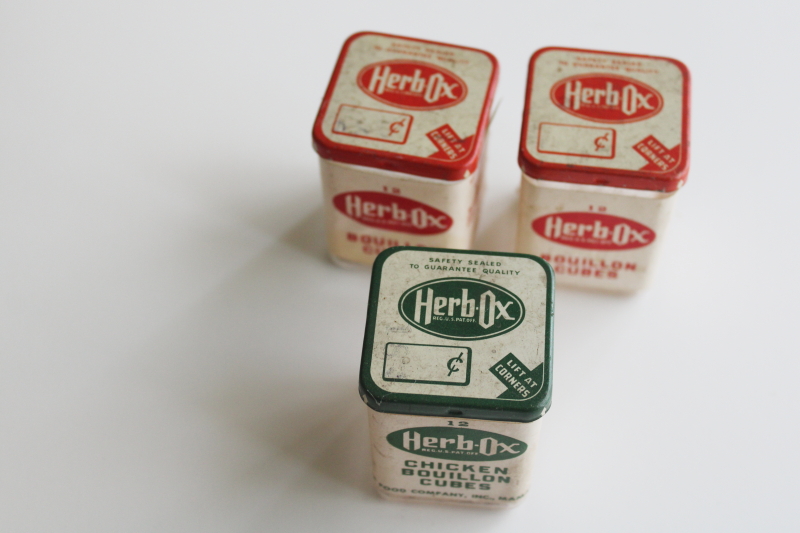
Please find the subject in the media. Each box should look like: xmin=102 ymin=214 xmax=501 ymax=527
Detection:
xmin=550 ymin=74 xmax=663 ymax=123
xmin=398 ymin=278 xmax=524 ymax=340
xmin=357 ymin=60 xmax=468 ymax=110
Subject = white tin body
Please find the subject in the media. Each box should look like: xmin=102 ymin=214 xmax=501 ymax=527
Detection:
xmin=517 ymin=175 xmax=676 ymax=292
xmin=368 ymin=409 xmax=542 ymax=508
xmin=320 ymin=160 xmax=483 ymax=265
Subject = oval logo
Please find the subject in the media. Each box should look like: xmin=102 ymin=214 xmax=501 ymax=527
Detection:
xmin=357 ymin=60 xmax=468 ymax=110
xmin=550 ymin=74 xmax=663 ymax=123
xmin=387 ymin=427 xmax=527 ymax=461
xmin=532 ymin=212 xmax=656 ymax=250
xmin=399 ymin=278 xmax=524 ymax=340
xmin=333 ymin=191 xmax=452 ymax=235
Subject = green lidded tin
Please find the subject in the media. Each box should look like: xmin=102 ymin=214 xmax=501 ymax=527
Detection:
xmin=359 ymin=246 xmax=554 ymax=507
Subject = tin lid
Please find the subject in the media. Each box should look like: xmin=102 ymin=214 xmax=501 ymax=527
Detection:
xmin=519 ymin=47 xmax=691 ymax=192
xmin=313 ymin=32 xmax=499 ymax=182
xmin=359 ymin=247 xmax=554 ymax=423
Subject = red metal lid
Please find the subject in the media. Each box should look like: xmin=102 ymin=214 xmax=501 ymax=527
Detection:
xmin=519 ymin=47 xmax=690 ymax=192
xmin=313 ymin=32 xmax=499 ymax=181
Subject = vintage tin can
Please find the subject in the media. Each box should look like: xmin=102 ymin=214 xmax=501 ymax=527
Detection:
xmin=517 ymin=47 xmax=690 ymax=292
xmin=359 ymin=246 xmax=554 ymax=507
xmin=313 ymin=32 xmax=499 ymax=266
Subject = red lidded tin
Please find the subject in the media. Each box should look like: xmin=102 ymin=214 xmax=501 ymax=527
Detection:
xmin=517 ymin=47 xmax=690 ymax=292
xmin=313 ymin=32 xmax=499 ymax=266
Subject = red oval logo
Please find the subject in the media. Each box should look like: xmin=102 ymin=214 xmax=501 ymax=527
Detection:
xmin=550 ymin=75 xmax=663 ymax=123
xmin=333 ymin=191 xmax=452 ymax=235
xmin=357 ymin=60 xmax=468 ymax=110
xmin=532 ymin=212 xmax=655 ymax=250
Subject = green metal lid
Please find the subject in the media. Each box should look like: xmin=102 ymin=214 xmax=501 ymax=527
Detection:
xmin=359 ymin=247 xmax=554 ymax=423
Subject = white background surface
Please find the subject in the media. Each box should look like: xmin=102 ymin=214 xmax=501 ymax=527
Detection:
xmin=1 ymin=1 xmax=798 ymax=531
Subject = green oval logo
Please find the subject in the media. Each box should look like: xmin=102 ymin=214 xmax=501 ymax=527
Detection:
xmin=398 ymin=278 xmax=525 ymax=340
xmin=387 ymin=427 xmax=527 ymax=461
